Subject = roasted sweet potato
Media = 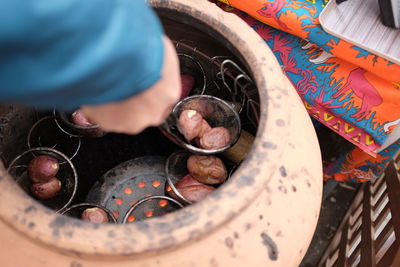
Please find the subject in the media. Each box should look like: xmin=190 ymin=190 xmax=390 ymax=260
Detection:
xmin=175 ymin=174 xmax=203 ymax=188
xmin=71 ymin=110 xmax=93 ymax=127
xmin=176 ymin=184 xmax=215 ymax=203
xmin=180 ymin=74 xmax=195 ymax=99
xmin=198 ymin=119 xmax=212 ymax=138
xmin=187 ymin=155 xmax=227 ymax=184
xmin=199 ymin=127 xmax=230 ymax=150
xmin=28 ymin=155 xmax=59 ymax=183
xmin=30 ymin=177 xmax=61 ymax=200
xmin=178 ymin=109 xmax=203 ymax=141
xmin=81 ymin=208 xmax=109 ymax=223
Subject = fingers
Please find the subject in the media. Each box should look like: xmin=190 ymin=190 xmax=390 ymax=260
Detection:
xmin=81 ymin=36 xmax=181 ymax=135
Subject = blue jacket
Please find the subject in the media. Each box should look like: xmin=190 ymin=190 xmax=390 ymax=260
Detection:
xmin=0 ymin=0 xmax=164 ymax=111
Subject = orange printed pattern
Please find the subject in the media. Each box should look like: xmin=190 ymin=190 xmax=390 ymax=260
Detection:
xmin=213 ymin=1 xmax=400 ymax=182
xmin=217 ymin=0 xmax=400 ymax=83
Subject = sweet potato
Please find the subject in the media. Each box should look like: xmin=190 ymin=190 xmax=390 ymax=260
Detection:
xmin=176 ymin=184 xmax=215 ymax=203
xmin=178 ymin=109 xmax=203 ymax=141
xmin=71 ymin=110 xmax=93 ymax=127
xmin=199 ymin=127 xmax=230 ymax=150
xmin=180 ymin=74 xmax=195 ymax=99
xmin=30 ymin=177 xmax=61 ymax=200
xmin=182 ymin=100 xmax=214 ymax=118
xmin=28 ymin=155 xmax=59 ymax=183
xmin=198 ymin=119 xmax=212 ymax=138
xmin=175 ymin=174 xmax=203 ymax=188
xmin=81 ymin=208 xmax=109 ymax=223
xmin=187 ymin=155 xmax=227 ymax=184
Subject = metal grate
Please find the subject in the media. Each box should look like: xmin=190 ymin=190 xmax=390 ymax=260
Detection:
xmin=318 ymin=158 xmax=400 ymax=267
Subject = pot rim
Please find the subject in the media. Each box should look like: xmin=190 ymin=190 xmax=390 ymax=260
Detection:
xmin=0 ymin=0 xmax=290 ymax=258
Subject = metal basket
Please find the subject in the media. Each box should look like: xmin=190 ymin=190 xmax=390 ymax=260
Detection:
xmin=161 ymin=95 xmax=241 ymax=155
xmin=53 ymin=109 xmax=105 ymax=138
xmin=165 ymin=150 xmax=236 ymax=205
xmin=178 ymin=53 xmax=207 ymax=96
xmin=7 ymin=147 xmax=78 ymax=212
xmin=27 ymin=115 xmax=81 ymax=162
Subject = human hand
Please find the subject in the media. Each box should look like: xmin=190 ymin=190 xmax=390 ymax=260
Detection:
xmin=80 ymin=36 xmax=181 ymax=135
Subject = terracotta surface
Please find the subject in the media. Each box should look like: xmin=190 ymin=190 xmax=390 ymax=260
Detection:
xmin=0 ymin=0 xmax=322 ymax=266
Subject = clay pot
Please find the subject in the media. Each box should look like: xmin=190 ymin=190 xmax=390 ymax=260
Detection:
xmin=0 ymin=1 xmax=322 ymax=266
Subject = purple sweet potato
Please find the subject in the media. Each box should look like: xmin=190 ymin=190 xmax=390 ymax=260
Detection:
xmin=176 ymin=184 xmax=215 ymax=203
xmin=30 ymin=177 xmax=61 ymax=200
xmin=28 ymin=155 xmax=59 ymax=183
xmin=180 ymin=74 xmax=195 ymax=99
xmin=71 ymin=110 xmax=93 ymax=127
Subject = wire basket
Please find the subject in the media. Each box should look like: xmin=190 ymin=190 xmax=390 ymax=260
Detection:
xmin=7 ymin=147 xmax=78 ymax=212
xmin=53 ymin=109 xmax=105 ymax=138
xmin=27 ymin=115 xmax=81 ymax=161
xmin=161 ymin=95 xmax=241 ymax=155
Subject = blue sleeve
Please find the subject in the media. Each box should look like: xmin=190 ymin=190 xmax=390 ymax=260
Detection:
xmin=0 ymin=0 xmax=164 ymax=111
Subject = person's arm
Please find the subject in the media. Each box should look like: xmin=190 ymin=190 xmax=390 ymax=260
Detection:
xmin=0 ymin=0 xmax=181 ymax=134
xmin=82 ymin=36 xmax=181 ymax=134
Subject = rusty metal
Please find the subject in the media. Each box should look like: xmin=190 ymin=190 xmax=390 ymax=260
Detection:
xmin=85 ymin=156 xmax=171 ymax=223
xmin=318 ymin=160 xmax=400 ymax=267
xmin=122 ymin=196 xmax=184 ymax=223
xmin=0 ymin=106 xmax=36 ymax=166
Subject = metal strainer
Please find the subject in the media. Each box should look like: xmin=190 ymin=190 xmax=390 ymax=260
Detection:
xmin=160 ymin=95 xmax=241 ymax=155
xmin=53 ymin=109 xmax=105 ymax=138
xmin=165 ymin=150 xmax=193 ymax=205
xmin=178 ymin=53 xmax=207 ymax=96
xmin=27 ymin=115 xmax=81 ymax=162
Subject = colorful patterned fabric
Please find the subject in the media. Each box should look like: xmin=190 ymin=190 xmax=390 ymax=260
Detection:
xmin=213 ymin=0 xmax=400 ymax=182
xmin=219 ymin=0 xmax=400 ymax=82
xmin=325 ymin=141 xmax=400 ymax=182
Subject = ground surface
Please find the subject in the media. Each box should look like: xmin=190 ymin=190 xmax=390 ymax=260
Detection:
xmin=300 ymin=181 xmax=360 ymax=266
